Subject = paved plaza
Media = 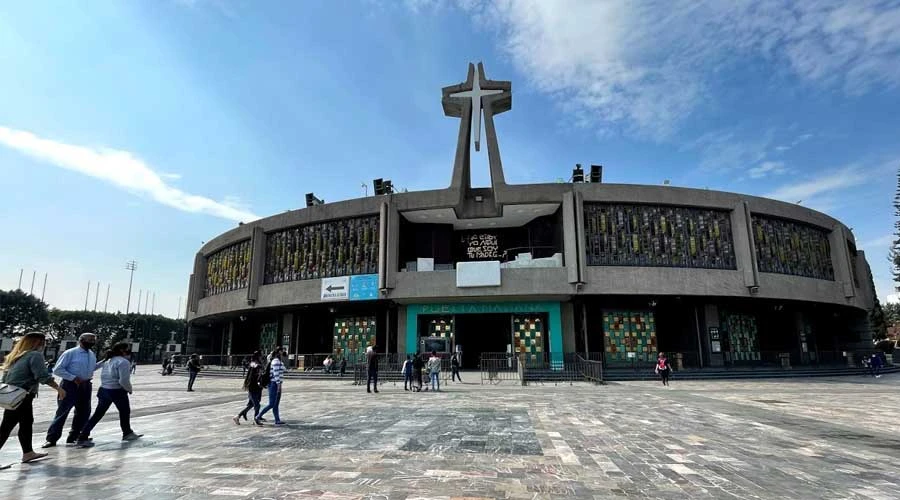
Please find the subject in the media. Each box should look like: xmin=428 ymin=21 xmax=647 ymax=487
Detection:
xmin=1 ymin=370 xmax=899 ymax=499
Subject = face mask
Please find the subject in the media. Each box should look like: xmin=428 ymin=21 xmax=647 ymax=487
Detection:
xmin=82 ymin=342 xmax=96 ymax=350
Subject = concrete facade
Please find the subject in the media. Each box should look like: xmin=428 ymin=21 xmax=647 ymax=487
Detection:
xmin=186 ymin=62 xmax=874 ymax=362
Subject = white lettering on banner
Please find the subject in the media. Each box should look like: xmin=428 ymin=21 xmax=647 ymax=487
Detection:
xmin=463 ymin=233 xmax=499 ymax=260
xmin=321 ymin=276 xmax=350 ymax=301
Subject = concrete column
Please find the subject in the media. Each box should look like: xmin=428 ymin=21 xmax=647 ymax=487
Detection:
xmin=247 ymin=227 xmax=266 ymax=305
xmin=731 ymin=202 xmax=758 ymax=288
xmin=829 ymin=225 xmax=856 ymax=298
xmin=397 ymin=305 xmax=407 ymax=354
xmin=561 ymin=302 xmax=576 ymax=352
xmin=574 ymin=191 xmax=587 ymax=284
xmin=189 ymin=252 xmax=207 ymax=313
xmin=186 ymin=274 xmax=196 ymax=314
xmin=386 ymin=204 xmax=401 ymax=290
xmin=562 ymin=192 xmax=579 ymax=284
xmin=378 ymin=201 xmax=389 ymax=291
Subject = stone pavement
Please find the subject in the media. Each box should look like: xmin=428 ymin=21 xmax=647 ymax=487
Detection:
xmin=1 ymin=370 xmax=899 ymax=499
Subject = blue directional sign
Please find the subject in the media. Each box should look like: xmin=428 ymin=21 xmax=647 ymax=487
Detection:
xmin=349 ymin=274 xmax=379 ymax=301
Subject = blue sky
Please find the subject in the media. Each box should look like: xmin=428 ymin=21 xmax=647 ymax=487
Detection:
xmin=2 ymin=0 xmax=899 ymax=316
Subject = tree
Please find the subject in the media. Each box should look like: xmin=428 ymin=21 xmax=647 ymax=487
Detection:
xmin=883 ymin=302 xmax=900 ymax=326
xmin=0 ymin=289 xmax=50 ymax=337
xmin=870 ymin=297 xmax=888 ymax=341
xmin=891 ymin=169 xmax=900 ymax=289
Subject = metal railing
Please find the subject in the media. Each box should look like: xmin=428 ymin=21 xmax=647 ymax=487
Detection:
xmin=479 ymin=352 xmax=605 ymax=385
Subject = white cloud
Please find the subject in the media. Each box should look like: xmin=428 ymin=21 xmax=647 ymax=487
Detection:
xmin=860 ymin=234 xmax=894 ymax=251
xmin=161 ymin=172 xmax=182 ymax=180
xmin=0 ymin=126 xmax=259 ymax=222
xmin=764 ymin=165 xmax=867 ymax=207
xmin=748 ymin=161 xmax=788 ymax=179
xmin=420 ymin=0 xmax=900 ymax=138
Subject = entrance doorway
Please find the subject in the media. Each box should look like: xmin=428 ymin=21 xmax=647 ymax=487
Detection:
xmin=454 ymin=314 xmax=511 ymax=369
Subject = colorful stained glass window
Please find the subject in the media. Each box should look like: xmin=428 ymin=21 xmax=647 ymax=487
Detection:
xmin=264 ymin=216 xmax=379 ymax=284
xmin=259 ymin=322 xmax=278 ymax=355
xmin=426 ymin=317 xmax=454 ymax=340
xmin=332 ymin=316 xmax=376 ymax=360
xmin=584 ymin=204 xmax=736 ymax=269
xmin=719 ymin=311 xmax=760 ymax=362
xmin=752 ymin=215 xmax=833 ymax=280
xmin=204 ymin=239 xmax=252 ymax=297
xmin=513 ymin=315 xmax=544 ymax=362
xmin=603 ymin=311 xmax=657 ymax=363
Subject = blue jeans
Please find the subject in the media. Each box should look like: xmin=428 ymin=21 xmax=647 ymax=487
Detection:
xmin=78 ymin=388 xmax=132 ymax=440
xmin=257 ymin=381 xmax=282 ymax=423
xmin=188 ymin=370 xmax=198 ymax=390
xmin=430 ymin=372 xmax=440 ymax=391
xmin=46 ymin=379 xmax=92 ymax=443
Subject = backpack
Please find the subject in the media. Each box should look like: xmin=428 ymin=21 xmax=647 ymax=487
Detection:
xmin=258 ymin=361 xmax=272 ymax=387
xmin=657 ymin=358 xmax=667 ymax=371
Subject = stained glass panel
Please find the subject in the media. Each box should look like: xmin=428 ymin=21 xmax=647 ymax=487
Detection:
xmin=513 ymin=315 xmax=544 ymax=362
xmin=584 ymin=204 xmax=736 ymax=269
xmin=204 ymin=239 xmax=251 ymax=297
xmin=264 ymin=216 xmax=379 ymax=284
xmin=751 ymin=215 xmax=833 ymax=280
xmin=332 ymin=316 xmax=376 ymax=360
xmin=603 ymin=310 xmax=657 ymax=363
xmin=719 ymin=311 xmax=760 ymax=362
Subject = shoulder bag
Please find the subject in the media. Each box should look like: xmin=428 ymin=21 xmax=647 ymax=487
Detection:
xmin=0 ymin=359 xmax=28 ymax=410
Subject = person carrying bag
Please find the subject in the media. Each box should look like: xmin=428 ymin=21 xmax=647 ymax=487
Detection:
xmin=0 ymin=332 xmax=66 ymax=467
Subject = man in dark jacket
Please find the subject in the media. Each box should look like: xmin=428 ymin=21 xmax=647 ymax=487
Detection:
xmin=366 ymin=345 xmax=379 ymax=394
xmin=187 ymin=354 xmax=201 ymax=392
xmin=412 ymin=352 xmax=425 ymax=392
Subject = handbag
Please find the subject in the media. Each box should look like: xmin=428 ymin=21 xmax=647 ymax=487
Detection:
xmin=0 ymin=383 xmax=27 ymax=411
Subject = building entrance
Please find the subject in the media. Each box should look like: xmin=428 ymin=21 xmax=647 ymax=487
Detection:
xmin=454 ymin=314 xmax=511 ymax=369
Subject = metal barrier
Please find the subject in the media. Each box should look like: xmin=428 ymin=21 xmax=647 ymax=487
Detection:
xmin=479 ymin=352 xmax=605 ymax=385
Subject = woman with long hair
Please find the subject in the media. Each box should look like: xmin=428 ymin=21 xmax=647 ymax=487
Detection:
xmin=0 ymin=332 xmax=65 ymax=466
xmin=233 ymin=351 xmax=263 ymax=425
xmin=255 ymin=348 xmax=285 ymax=426
xmin=73 ymin=342 xmax=142 ymax=447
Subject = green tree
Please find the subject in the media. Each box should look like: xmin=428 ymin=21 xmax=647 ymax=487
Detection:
xmin=870 ymin=297 xmax=888 ymax=341
xmin=0 ymin=289 xmax=50 ymax=337
xmin=883 ymin=302 xmax=900 ymax=326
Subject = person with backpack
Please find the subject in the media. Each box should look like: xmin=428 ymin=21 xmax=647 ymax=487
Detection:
xmin=255 ymin=349 xmax=285 ymax=426
xmin=0 ymin=332 xmax=66 ymax=467
xmin=233 ymin=352 xmax=263 ymax=425
xmin=412 ymin=352 xmax=425 ymax=392
xmin=655 ymin=352 xmax=673 ymax=387
xmin=186 ymin=354 xmax=201 ymax=392
xmin=401 ymin=355 xmax=413 ymax=391
xmin=74 ymin=343 xmax=143 ymax=447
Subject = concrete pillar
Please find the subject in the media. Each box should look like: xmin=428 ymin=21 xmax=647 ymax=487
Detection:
xmin=562 ymin=192 xmax=579 ymax=284
xmin=189 ymin=252 xmax=207 ymax=313
xmin=378 ymin=201 xmax=389 ymax=291
xmin=397 ymin=305 xmax=407 ymax=354
xmin=186 ymin=274 xmax=196 ymax=314
xmin=574 ymin=191 xmax=587 ymax=284
xmin=561 ymin=302 xmax=576 ymax=352
xmin=829 ymin=225 xmax=855 ymax=298
xmin=731 ymin=202 xmax=758 ymax=288
xmin=247 ymin=227 xmax=266 ymax=305
xmin=386 ymin=204 xmax=401 ymax=290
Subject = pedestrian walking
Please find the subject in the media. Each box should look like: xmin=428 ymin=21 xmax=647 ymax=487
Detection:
xmin=412 ymin=352 xmax=424 ymax=392
xmin=255 ymin=349 xmax=285 ymax=425
xmin=869 ymin=352 xmax=884 ymax=378
xmin=186 ymin=354 xmax=201 ymax=392
xmin=655 ymin=352 xmax=673 ymax=387
xmin=0 ymin=333 xmax=66 ymax=467
xmin=43 ymin=333 xmax=101 ymax=448
xmin=339 ymin=357 xmax=347 ymax=377
xmin=401 ymin=355 xmax=413 ymax=391
xmin=130 ymin=357 xmax=137 ymax=375
xmin=74 ymin=343 xmax=143 ymax=447
xmin=233 ymin=352 xmax=264 ymax=425
xmin=427 ymin=351 xmax=441 ymax=392
xmin=366 ymin=345 xmax=379 ymax=393
xmin=451 ymin=354 xmax=462 ymax=382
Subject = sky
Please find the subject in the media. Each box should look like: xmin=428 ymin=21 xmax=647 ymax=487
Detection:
xmin=2 ymin=0 xmax=900 ymax=318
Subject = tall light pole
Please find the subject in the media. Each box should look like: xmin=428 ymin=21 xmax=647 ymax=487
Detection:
xmin=40 ymin=273 xmax=47 ymax=302
xmin=30 ymin=271 xmax=36 ymax=295
xmin=177 ymin=296 xmax=182 ymax=320
xmin=84 ymin=281 xmax=91 ymax=311
xmin=151 ymin=291 xmax=156 ymax=315
xmin=93 ymin=281 xmax=100 ymax=311
xmin=125 ymin=260 xmax=137 ymax=314
xmin=104 ymin=284 xmax=110 ymax=313
xmin=137 ymin=290 xmax=142 ymax=315
xmin=17 ymin=269 xmax=23 ymax=290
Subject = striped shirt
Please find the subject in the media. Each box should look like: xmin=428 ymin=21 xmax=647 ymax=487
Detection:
xmin=269 ymin=358 xmax=285 ymax=384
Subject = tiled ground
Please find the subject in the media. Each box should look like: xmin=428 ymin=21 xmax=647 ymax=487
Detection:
xmin=1 ymin=370 xmax=899 ymax=499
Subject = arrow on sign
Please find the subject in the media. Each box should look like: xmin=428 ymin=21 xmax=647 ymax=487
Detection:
xmin=326 ymin=285 xmax=345 ymax=292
